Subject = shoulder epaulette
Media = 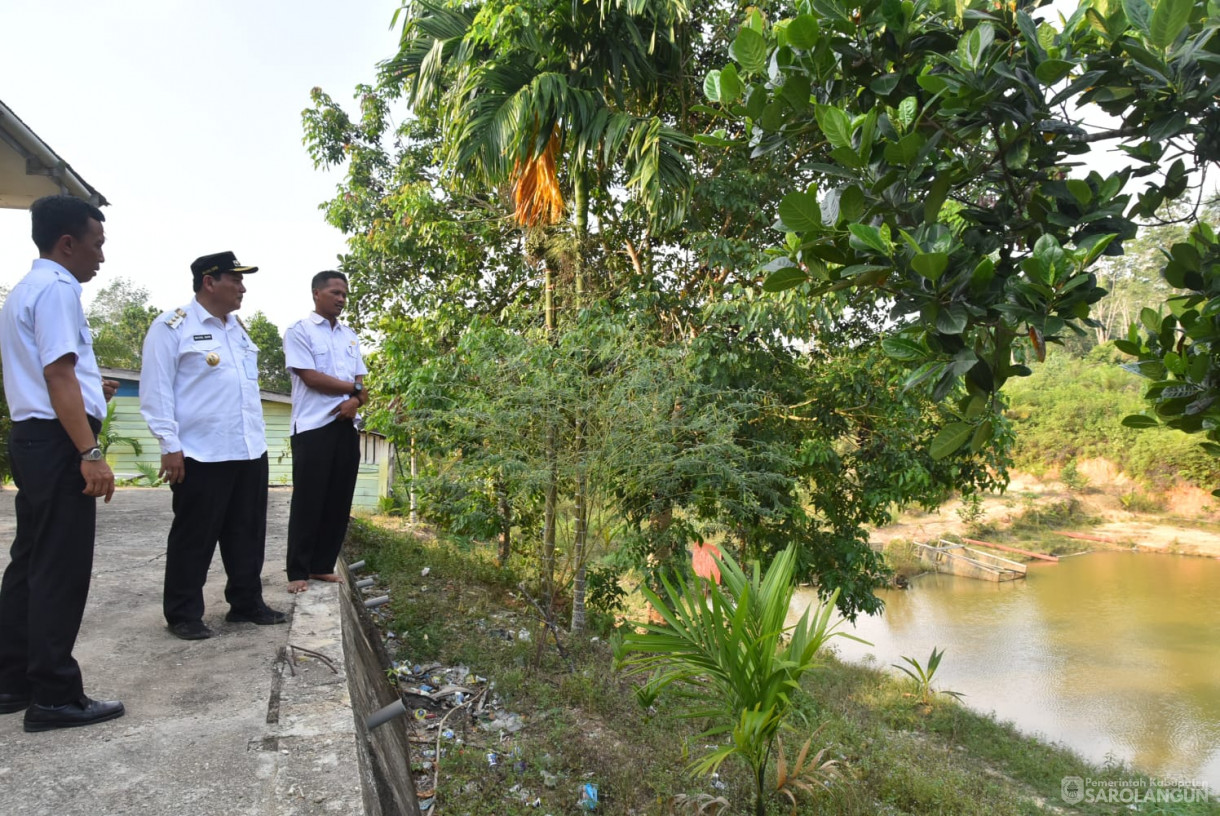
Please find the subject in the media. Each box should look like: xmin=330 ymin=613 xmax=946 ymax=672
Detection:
xmin=166 ymin=308 xmax=187 ymax=329
xmin=234 ymin=315 xmax=248 ymax=332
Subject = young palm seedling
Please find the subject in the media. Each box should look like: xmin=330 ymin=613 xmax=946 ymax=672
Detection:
xmin=614 ymin=544 xmax=864 ymax=816
xmin=893 ymin=646 xmax=964 ymax=707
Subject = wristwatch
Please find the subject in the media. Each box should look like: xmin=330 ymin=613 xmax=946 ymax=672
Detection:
xmin=80 ymin=446 xmax=104 ymax=462
xmin=350 ymin=382 xmax=364 ymax=399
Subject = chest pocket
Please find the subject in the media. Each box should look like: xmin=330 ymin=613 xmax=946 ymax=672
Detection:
xmin=310 ymin=337 xmax=344 ymax=377
xmin=186 ymin=336 xmax=222 ymax=369
xmin=310 ymin=337 xmax=332 ymax=360
xmin=241 ymin=339 xmax=260 ymax=381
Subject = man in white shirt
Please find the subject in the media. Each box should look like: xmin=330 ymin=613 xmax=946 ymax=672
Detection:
xmin=0 ymin=195 xmax=125 ymax=732
xmin=282 ymin=271 xmax=367 ymax=593
xmin=140 ymin=251 xmax=286 ymax=639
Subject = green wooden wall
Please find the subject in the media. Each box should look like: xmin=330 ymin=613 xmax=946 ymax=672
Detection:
xmin=105 ymin=393 xmax=390 ymax=512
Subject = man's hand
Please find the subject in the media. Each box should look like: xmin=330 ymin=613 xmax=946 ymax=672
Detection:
xmin=102 ymin=378 xmax=119 ymax=402
xmin=159 ymin=451 xmax=186 ymax=484
xmin=330 ymin=396 xmax=360 ymax=421
xmin=81 ymin=459 xmax=115 ymax=503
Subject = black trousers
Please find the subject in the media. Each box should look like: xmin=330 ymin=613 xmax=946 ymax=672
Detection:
xmin=286 ymin=419 xmax=360 ymax=581
xmin=0 ymin=416 xmax=102 ymax=705
xmin=164 ymin=454 xmax=268 ymax=625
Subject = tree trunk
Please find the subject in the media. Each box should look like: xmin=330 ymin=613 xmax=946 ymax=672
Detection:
xmin=496 ymin=474 xmax=511 ymax=568
xmin=570 ymin=172 xmax=590 ymax=634
xmin=409 ymin=436 xmax=418 ymax=524
xmin=571 ymin=427 xmax=588 ymax=634
xmin=541 ymin=261 xmax=558 ymax=608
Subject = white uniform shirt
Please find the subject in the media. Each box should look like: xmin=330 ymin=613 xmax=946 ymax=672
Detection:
xmin=283 ymin=312 xmax=367 ymax=434
xmin=139 ymin=298 xmax=267 ymax=461
xmin=0 ymin=259 xmax=105 ymax=422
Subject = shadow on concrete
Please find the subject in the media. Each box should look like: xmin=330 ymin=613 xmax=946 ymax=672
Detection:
xmin=0 ymin=486 xmax=411 ymax=816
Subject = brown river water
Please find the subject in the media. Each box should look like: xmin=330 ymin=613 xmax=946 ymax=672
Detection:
xmin=792 ymin=551 xmax=1220 ymax=790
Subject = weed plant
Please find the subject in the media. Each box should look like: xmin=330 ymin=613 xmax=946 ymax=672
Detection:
xmin=879 ymin=538 xmax=924 ymax=581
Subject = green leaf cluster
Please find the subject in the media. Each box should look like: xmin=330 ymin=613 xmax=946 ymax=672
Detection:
xmin=703 ymin=0 xmax=1220 ymax=462
xmin=614 ymin=544 xmax=857 ymax=816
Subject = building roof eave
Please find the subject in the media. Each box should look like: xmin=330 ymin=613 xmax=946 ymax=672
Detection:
xmin=0 ymin=99 xmax=108 ymax=210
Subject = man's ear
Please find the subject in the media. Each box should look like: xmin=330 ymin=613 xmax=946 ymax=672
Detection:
xmin=53 ymin=233 xmax=75 ymax=257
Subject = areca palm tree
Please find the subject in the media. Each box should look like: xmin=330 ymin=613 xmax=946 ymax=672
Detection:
xmin=384 ymin=0 xmax=696 ymax=632
xmin=385 ymin=0 xmax=693 ymax=233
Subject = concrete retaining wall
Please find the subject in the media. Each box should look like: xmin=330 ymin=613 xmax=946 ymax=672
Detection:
xmin=339 ymin=564 xmax=421 ymax=816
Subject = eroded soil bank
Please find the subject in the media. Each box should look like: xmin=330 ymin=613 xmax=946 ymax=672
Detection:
xmin=870 ymin=462 xmax=1220 ymax=559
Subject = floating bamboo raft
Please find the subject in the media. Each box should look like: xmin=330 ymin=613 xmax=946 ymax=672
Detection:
xmin=916 ymin=540 xmax=1027 ymax=582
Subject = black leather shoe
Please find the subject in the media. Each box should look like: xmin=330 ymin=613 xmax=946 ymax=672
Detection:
xmin=0 ymin=691 xmax=31 ymax=714
xmin=169 ymin=620 xmax=215 ymax=640
xmin=226 ymin=603 xmax=287 ymax=626
xmin=24 ymin=696 xmax=125 ymax=732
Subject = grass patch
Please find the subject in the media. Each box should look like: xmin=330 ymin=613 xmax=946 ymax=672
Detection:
xmin=964 ymin=498 xmax=1099 ymax=557
xmin=879 ymin=538 xmax=926 ymax=582
xmin=345 ymin=518 xmax=1219 ymax=816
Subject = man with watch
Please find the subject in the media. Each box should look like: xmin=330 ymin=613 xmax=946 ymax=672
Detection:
xmin=0 ymin=195 xmax=125 ymax=731
xmin=281 ymin=271 xmax=368 ymax=593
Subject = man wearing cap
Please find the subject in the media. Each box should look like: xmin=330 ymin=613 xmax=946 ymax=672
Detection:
xmin=139 ymin=251 xmax=286 ymax=640
xmin=0 ymin=195 xmax=125 ymax=731
xmin=282 ymin=270 xmax=368 ymax=594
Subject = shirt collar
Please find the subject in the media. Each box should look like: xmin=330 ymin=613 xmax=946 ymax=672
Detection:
xmin=190 ymin=296 xmax=228 ymax=327
xmin=308 ymin=311 xmax=345 ymax=331
xmin=31 ymin=258 xmax=82 ymax=296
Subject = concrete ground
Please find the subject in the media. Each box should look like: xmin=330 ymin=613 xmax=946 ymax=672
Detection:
xmin=0 ymin=486 xmax=365 ymax=816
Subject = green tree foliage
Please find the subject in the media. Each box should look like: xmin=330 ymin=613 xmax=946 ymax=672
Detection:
xmin=87 ymin=278 xmax=159 ymax=370
xmin=1007 ymin=346 xmax=1220 ymax=489
xmin=306 ymin=0 xmax=1013 ymax=623
xmin=702 ymin=0 xmax=1220 ymax=466
xmin=1118 ymin=218 xmax=1220 ymax=492
xmin=243 ymin=311 xmax=289 ymax=393
xmin=302 ymin=86 xmax=532 ymax=332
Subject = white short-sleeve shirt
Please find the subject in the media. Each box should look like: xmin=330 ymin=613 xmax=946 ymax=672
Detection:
xmin=0 ymin=259 xmax=106 ymax=422
xmin=283 ymin=312 xmax=368 ymax=434
xmin=139 ymin=298 xmax=267 ymax=461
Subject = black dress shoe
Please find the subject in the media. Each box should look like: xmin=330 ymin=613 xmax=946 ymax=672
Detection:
xmin=225 ymin=603 xmax=287 ymax=626
xmin=0 ymin=691 xmax=31 ymax=714
xmin=24 ymin=696 xmax=125 ymax=732
xmin=169 ymin=620 xmax=215 ymax=640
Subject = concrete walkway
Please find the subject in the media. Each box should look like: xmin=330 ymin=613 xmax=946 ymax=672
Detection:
xmin=0 ymin=486 xmax=364 ymax=816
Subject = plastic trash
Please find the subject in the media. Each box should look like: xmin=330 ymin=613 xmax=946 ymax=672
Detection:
xmin=487 ymin=752 xmax=498 ymax=766
xmin=578 ymin=783 xmax=598 ymax=810
xmin=421 ymin=567 xmax=431 ymax=577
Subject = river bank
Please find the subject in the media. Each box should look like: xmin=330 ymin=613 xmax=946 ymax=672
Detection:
xmin=870 ymin=467 xmax=1220 ymax=561
xmin=346 ymin=518 xmax=1220 ymax=815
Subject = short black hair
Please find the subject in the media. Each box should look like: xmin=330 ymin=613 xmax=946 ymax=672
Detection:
xmin=30 ymin=195 xmax=105 ymax=253
xmin=311 ymin=270 xmax=347 ymax=291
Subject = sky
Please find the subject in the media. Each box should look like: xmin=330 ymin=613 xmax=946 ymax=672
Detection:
xmin=0 ymin=0 xmax=403 ymax=334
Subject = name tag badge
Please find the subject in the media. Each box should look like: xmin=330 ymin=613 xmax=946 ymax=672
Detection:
xmin=193 ymin=334 xmax=213 ymax=341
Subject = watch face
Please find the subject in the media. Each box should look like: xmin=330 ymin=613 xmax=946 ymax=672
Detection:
xmin=82 ymin=448 xmax=103 ymax=461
